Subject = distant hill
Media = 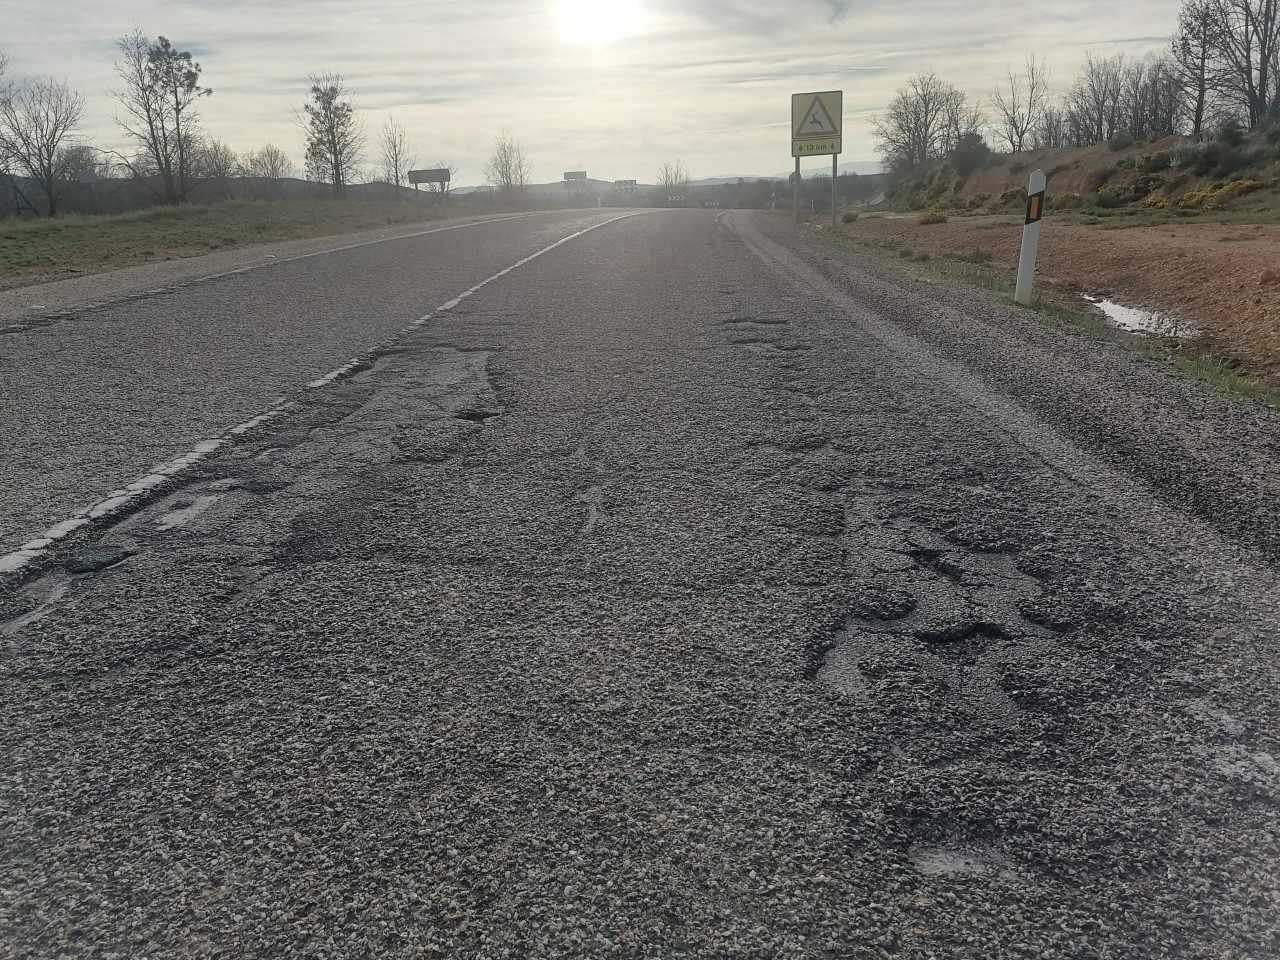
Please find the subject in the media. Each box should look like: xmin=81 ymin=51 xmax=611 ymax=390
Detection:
xmin=689 ymin=162 xmax=882 ymax=187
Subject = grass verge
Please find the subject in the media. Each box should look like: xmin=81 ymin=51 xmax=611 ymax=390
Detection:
xmin=0 ymin=199 xmax=459 ymax=289
xmin=815 ymin=222 xmax=1280 ymax=408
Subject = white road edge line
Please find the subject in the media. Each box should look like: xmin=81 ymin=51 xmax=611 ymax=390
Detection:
xmin=0 ymin=211 xmax=647 ymax=578
xmin=195 ymin=213 xmax=536 ymax=286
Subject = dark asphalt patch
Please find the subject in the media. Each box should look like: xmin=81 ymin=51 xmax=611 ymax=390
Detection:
xmin=63 ymin=545 xmax=132 ymax=574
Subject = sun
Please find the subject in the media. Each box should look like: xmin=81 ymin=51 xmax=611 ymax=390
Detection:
xmin=554 ymin=0 xmax=644 ymax=45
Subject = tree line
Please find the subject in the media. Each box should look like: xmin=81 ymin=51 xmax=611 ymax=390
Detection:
xmin=874 ymin=0 xmax=1280 ymax=172
xmin=0 ymin=33 xmax=471 ymax=217
xmin=2 ymin=30 xmax=690 ymax=218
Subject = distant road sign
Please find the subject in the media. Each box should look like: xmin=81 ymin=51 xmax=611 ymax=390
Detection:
xmin=564 ymin=171 xmax=588 ymax=181
xmin=791 ymin=90 xmax=842 ymax=158
xmin=408 ymin=168 xmax=451 ymax=185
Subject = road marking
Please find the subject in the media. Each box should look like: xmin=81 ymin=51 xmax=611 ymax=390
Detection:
xmin=5 ymin=214 xmax=538 ymax=326
xmin=307 ymin=212 xmax=644 ymax=388
xmin=197 ymin=214 xmax=536 ymax=286
xmin=1 ymin=211 xmax=647 ymax=579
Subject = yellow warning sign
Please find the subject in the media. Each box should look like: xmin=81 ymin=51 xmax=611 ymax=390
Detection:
xmin=792 ymin=90 xmax=843 ymax=158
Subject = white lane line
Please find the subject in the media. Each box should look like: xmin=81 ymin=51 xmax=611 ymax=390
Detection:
xmin=1 ymin=211 xmax=646 ymax=579
xmin=194 ymin=213 xmax=536 ymax=287
xmin=9 ymin=213 xmax=537 ymax=325
xmin=305 ymin=212 xmax=643 ymax=389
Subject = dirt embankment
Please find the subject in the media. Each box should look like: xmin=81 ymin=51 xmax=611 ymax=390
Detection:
xmin=841 ymin=214 xmax=1280 ymax=378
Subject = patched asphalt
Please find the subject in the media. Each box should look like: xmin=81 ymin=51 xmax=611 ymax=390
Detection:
xmin=2 ymin=209 xmax=1278 ymax=958
xmin=0 ymin=210 xmax=621 ymax=553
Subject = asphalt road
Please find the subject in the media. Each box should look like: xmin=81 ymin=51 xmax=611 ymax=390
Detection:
xmin=2 ymin=209 xmax=1278 ymax=958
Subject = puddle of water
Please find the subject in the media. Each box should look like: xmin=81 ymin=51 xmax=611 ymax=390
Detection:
xmin=1083 ymin=295 xmax=1196 ymax=338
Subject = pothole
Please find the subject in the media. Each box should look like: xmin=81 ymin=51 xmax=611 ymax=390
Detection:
xmin=64 ymin=544 xmax=133 ymax=574
xmin=916 ymin=621 xmax=1008 ymax=646
xmin=454 ymin=408 xmax=501 ymax=423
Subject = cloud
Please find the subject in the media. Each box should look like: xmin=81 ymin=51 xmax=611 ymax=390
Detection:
xmin=1 ymin=0 xmax=1179 ymax=185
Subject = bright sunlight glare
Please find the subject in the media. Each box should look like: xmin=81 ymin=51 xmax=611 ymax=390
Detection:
xmin=554 ymin=0 xmax=644 ymax=45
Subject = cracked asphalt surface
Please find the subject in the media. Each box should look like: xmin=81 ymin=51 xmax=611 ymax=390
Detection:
xmin=2 ymin=209 xmax=1279 ymax=958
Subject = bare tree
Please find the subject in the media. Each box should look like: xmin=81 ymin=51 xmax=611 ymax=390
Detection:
xmin=1174 ymin=1 xmax=1223 ymax=136
xmin=379 ymin=116 xmax=416 ymax=193
xmin=1205 ymin=0 xmax=1280 ymax=128
xmin=112 ymin=31 xmax=212 ymax=204
xmin=991 ymin=57 xmax=1049 ymax=153
xmin=1067 ymin=53 xmax=1127 ymax=144
xmin=1034 ymin=103 xmax=1071 ymax=149
xmin=658 ymin=160 xmax=689 ymax=203
xmin=193 ymin=137 xmax=239 ymax=199
xmin=940 ymin=87 xmax=985 ymax=156
xmin=242 ymin=144 xmax=294 ymax=199
xmin=872 ymin=72 xmax=961 ymax=169
xmin=301 ymin=72 xmax=363 ymax=194
xmin=245 ymin=144 xmax=293 ymax=179
xmin=484 ymin=132 xmax=530 ymax=198
xmin=57 ymin=144 xmax=100 ymax=181
xmin=0 ymin=77 xmax=84 ymax=216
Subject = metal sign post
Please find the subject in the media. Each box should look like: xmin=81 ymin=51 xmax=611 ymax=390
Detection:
xmin=1014 ymin=169 xmax=1047 ymax=306
xmin=832 ymin=154 xmax=838 ymax=229
xmin=409 ymin=168 xmax=452 ymax=209
xmin=792 ymin=164 xmax=800 ymax=225
xmin=790 ymin=90 xmax=843 ymax=228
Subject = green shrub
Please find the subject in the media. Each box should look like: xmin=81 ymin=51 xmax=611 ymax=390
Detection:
xmin=1216 ymin=120 xmax=1245 ymax=147
xmin=914 ymin=251 xmax=932 ymax=262
xmin=918 ymin=207 xmax=948 ymax=225
xmin=1090 ymin=190 xmax=1125 ymax=209
xmin=899 ymin=247 xmax=914 ymax=258
xmin=841 ymin=211 xmax=859 ymax=224
xmin=1266 ymin=125 xmax=1280 ymax=146
xmin=1116 ymin=156 xmax=1136 ymax=169
xmin=1139 ymin=151 xmax=1172 ymax=173
xmin=950 ymin=133 xmax=992 ymax=177
xmin=1211 ymin=146 xmax=1251 ymax=177
xmin=1084 ymin=165 xmax=1118 ymax=191
xmin=1108 ymin=132 xmax=1136 ymax=151
xmin=1182 ymin=141 xmax=1242 ymax=176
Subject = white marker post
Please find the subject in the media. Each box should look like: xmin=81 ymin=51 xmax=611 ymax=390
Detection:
xmin=1014 ymin=169 xmax=1046 ymax=306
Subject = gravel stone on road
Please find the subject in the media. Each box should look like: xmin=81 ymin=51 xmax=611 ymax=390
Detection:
xmin=1 ymin=209 xmax=1278 ymax=958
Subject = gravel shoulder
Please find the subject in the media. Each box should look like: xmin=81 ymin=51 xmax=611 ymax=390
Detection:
xmin=1 ymin=209 xmax=1277 ymax=958
xmin=755 ymin=211 xmax=1280 ymax=564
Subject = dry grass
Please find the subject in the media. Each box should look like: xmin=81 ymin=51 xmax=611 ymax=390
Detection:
xmin=0 ymin=198 xmax=455 ymax=289
xmin=819 ymin=214 xmax=1280 ymax=404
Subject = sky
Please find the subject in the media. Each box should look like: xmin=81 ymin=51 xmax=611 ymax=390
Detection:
xmin=1 ymin=0 xmax=1178 ymax=186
